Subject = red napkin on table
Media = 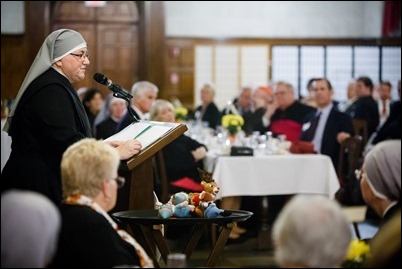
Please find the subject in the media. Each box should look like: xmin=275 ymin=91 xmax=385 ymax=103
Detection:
xmin=171 ymin=177 xmax=204 ymax=192
xmin=289 ymin=141 xmax=317 ymax=154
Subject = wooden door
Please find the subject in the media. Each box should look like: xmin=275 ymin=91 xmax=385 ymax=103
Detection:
xmin=51 ymin=1 xmax=139 ymax=95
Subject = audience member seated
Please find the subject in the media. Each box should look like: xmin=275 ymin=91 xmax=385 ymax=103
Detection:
xmin=365 ymin=79 xmax=401 ymax=153
xmin=345 ymin=76 xmax=380 ymax=139
xmin=50 ymin=139 xmax=153 ymax=268
xmin=82 ymin=88 xmax=104 ymax=135
xmin=95 ymin=97 xmax=127 ymax=139
xmin=255 ymin=81 xmax=316 ymax=142
xmin=299 ymin=78 xmax=354 ymax=169
xmin=359 ymin=139 xmax=401 ymax=227
xmin=1 ymin=190 xmax=61 ymax=268
xmin=338 ymin=81 xmax=358 ymax=112
xmin=192 ymin=83 xmax=221 ymax=130
xmin=376 ymin=81 xmax=393 ymax=127
xmin=150 ymin=99 xmax=207 ymax=195
xmin=222 ymin=85 xmax=254 ymax=135
xmin=117 ymin=81 xmax=159 ymax=131
xmin=248 ymin=85 xmax=273 ymax=134
xmin=300 ymin=77 xmax=318 ymax=108
xmin=272 ymin=195 xmax=351 ymax=268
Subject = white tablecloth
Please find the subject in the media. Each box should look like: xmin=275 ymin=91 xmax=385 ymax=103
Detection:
xmin=1 ymin=119 xmax=12 ymax=172
xmin=213 ymin=154 xmax=340 ymax=200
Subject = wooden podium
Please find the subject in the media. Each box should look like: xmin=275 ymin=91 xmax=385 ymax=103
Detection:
xmin=112 ymin=122 xmax=188 ymax=211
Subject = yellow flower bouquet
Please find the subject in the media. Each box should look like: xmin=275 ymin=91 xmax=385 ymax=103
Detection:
xmin=221 ymin=114 xmax=244 ymax=135
xmin=342 ymin=239 xmax=370 ymax=268
xmin=174 ymin=106 xmax=188 ymax=122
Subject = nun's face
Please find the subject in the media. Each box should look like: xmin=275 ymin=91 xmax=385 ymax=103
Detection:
xmin=57 ymin=48 xmax=90 ymax=83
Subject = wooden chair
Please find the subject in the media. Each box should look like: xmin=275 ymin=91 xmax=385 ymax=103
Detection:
xmin=352 ymin=119 xmax=369 ymax=148
xmin=336 ymin=136 xmax=364 ymax=206
xmin=337 ymin=136 xmax=363 ymax=185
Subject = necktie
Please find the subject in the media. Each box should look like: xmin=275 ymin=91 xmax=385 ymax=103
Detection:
xmin=382 ymin=100 xmax=387 ymax=116
xmin=303 ymin=112 xmax=321 ymax=141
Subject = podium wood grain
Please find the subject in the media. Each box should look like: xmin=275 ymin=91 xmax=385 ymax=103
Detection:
xmin=120 ymin=123 xmax=188 ymax=210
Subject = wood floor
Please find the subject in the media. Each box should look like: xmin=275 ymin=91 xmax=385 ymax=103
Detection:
xmin=161 ymin=234 xmax=278 ymax=268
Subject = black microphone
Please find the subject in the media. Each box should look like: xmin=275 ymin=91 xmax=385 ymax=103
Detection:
xmin=93 ymin=73 xmax=133 ymax=99
xmin=93 ymin=73 xmax=139 ymax=123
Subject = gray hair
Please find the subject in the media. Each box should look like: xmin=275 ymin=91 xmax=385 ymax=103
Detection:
xmin=272 ymin=195 xmax=351 ymax=268
xmin=201 ymin=83 xmax=216 ymax=95
xmin=130 ymin=81 xmax=159 ymax=99
xmin=149 ymin=99 xmax=174 ymax=121
xmin=61 ymin=138 xmax=120 ymax=198
xmin=274 ymin=81 xmax=295 ymax=94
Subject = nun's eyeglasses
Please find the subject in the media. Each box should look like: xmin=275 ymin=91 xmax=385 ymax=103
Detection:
xmin=70 ymin=52 xmax=90 ymax=61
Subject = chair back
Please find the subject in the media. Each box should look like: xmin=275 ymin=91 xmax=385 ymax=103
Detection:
xmin=337 ymin=136 xmax=363 ymax=186
xmin=352 ymin=119 xmax=368 ymax=147
xmin=336 ymin=136 xmax=365 ymax=206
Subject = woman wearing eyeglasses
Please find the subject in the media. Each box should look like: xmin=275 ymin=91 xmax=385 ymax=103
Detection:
xmin=1 ymin=29 xmax=141 ymax=206
xmin=50 ymin=138 xmax=153 ymax=268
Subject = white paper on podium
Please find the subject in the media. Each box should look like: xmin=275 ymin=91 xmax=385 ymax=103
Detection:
xmin=104 ymin=120 xmax=180 ymax=150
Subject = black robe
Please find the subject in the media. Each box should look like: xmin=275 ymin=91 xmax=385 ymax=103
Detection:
xmin=50 ymin=205 xmax=141 ymax=267
xmin=1 ymin=68 xmax=91 ymax=205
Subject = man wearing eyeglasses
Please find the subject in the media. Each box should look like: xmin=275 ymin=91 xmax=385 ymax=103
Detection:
xmin=2 ymin=29 xmax=141 ymax=206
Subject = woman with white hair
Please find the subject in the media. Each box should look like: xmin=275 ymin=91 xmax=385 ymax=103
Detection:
xmin=51 ymin=139 xmax=153 ymax=268
xmin=1 ymin=29 xmax=141 ymax=205
xmin=272 ymin=195 xmax=351 ymax=268
xmin=360 ymin=139 xmax=401 ymax=223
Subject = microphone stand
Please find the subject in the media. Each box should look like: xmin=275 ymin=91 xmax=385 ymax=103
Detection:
xmin=112 ymin=91 xmax=140 ymax=123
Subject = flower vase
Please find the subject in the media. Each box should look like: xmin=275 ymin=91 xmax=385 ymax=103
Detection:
xmin=229 ymin=133 xmax=237 ymax=145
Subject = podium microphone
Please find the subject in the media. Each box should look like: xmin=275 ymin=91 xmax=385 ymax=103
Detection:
xmin=93 ymin=73 xmax=139 ymax=123
xmin=93 ymin=73 xmax=133 ymax=99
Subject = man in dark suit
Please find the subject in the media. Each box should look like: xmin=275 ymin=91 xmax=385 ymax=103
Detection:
xmin=300 ymin=78 xmax=354 ymax=169
xmin=255 ymin=81 xmax=316 ymax=142
xmin=345 ymin=76 xmax=380 ymax=139
xmin=116 ymin=81 xmax=158 ymax=132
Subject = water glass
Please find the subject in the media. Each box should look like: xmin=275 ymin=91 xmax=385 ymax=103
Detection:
xmin=167 ymin=253 xmax=187 ymax=268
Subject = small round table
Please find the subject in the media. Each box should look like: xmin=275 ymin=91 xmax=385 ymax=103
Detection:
xmin=112 ymin=209 xmax=253 ymax=268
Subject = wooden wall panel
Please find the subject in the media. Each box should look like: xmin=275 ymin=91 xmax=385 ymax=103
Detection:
xmin=1 ymin=35 xmax=29 ymax=100
xmin=1 ymin=1 xmax=165 ymax=103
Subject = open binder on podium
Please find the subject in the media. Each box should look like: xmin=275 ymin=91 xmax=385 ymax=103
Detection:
xmin=106 ymin=120 xmax=188 ymax=211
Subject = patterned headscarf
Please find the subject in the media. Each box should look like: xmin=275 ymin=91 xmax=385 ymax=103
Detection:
xmin=3 ymin=29 xmax=86 ymax=133
xmin=364 ymin=140 xmax=401 ymax=201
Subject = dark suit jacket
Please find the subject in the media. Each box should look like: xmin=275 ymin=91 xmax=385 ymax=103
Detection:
xmin=372 ymin=100 xmax=401 ymax=144
xmin=116 ymin=107 xmax=141 ymax=132
xmin=346 ymin=96 xmax=380 ymax=137
xmin=96 ymin=117 xmax=119 ymax=140
xmin=1 ymin=68 xmax=91 ymax=205
xmin=162 ymin=135 xmax=207 ymax=191
xmin=301 ymin=107 xmax=354 ymax=169
xmin=51 ymin=204 xmax=141 ymax=268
